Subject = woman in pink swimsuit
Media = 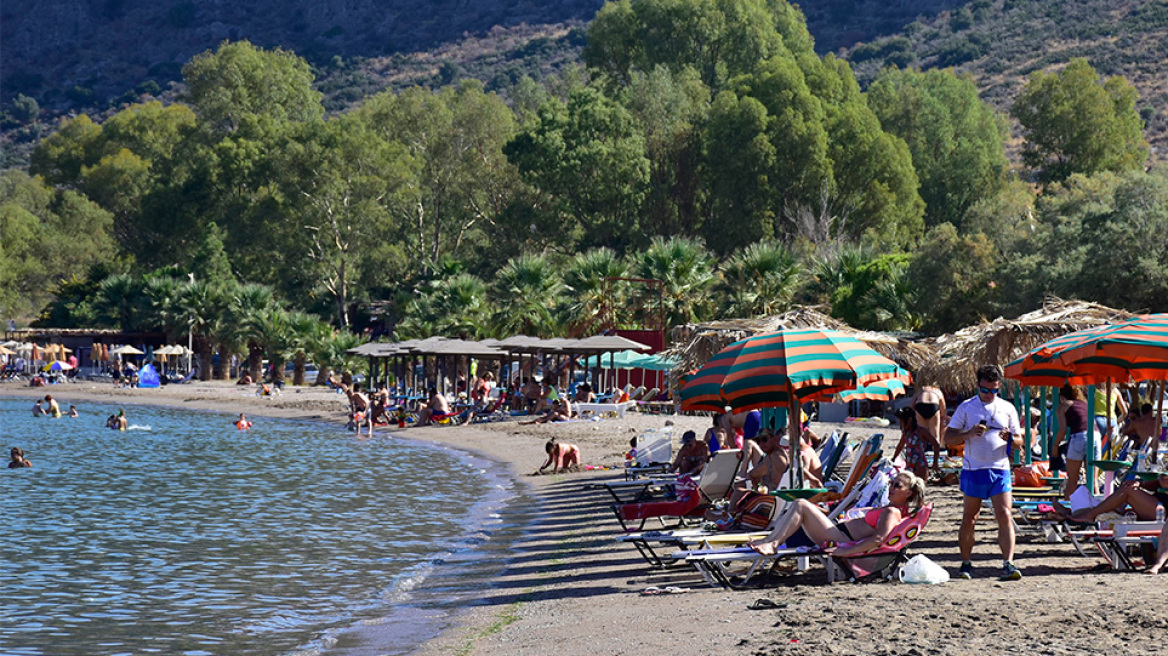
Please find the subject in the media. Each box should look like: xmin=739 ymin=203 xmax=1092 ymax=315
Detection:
xmin=749 ymin=471 xmax=925 ymax=556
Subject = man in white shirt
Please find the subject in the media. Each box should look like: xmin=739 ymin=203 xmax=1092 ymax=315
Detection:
xmin=945 ymin=364 xmax=1024 ymax=581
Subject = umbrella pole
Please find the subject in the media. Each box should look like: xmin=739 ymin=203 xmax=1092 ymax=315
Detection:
xmin=1086 ymin=385 xmax=1097 ymax=493
xmin=1023 ymin=386 xmax=1033 ymax=465
xmin=1156 ymin=381 xmax=1165 ymax=468
xmin=788 ymin=382 xmax=802 ymax=489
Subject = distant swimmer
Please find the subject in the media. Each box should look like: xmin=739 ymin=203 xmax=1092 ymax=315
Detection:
xmin=67 ymin=404 xmax=79 ymax=418
xmin=33 ymin=400 xmax=45 ymax=416
xmin=235 ymin=413 xmax=253 ymax=430
xmin=44 ymin=395 xmax=61 ymax=418
xmin=107 ymin=410 xmax=128 ymax=431
xmin=8 ymin=447 xmax=32 ymax=468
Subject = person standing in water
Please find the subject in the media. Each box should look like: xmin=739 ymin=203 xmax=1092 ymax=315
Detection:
xmin=67 ymin=404 xmax=79 ymax=417
xmin=44 ymin=395 xmax=62 ymax=418
xmin=235 ymin=413 xmax=253 ymax=430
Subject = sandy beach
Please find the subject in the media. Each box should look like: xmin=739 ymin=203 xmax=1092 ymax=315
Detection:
xmin=7 ymin=379 xmax=1167 ymax=655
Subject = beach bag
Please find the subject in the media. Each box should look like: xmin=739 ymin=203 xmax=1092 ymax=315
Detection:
xmin=1013 ymin=461 xmax=1050 ymax=488
xmin=898 ymin=554 xmax=950 ymax=584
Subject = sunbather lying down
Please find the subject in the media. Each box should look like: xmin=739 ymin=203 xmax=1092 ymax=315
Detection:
xmin=1051 ymin=472 xmax=1168 ymax=523
xmin=748 ymin=471 xmax=926 ymax=557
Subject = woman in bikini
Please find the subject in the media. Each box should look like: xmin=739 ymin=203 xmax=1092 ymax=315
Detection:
xmin=748 ymin=471 xmax=926 ymax=557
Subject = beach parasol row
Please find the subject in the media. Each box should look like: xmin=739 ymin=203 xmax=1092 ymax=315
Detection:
xmin=1005 ymin=313 xmax=1168 ymax=386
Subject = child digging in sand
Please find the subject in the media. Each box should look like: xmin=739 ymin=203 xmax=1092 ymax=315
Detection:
xmin=538 ymin=439 xmax=580 ymax=474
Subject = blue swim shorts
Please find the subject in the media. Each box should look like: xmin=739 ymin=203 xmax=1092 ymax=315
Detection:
xmin=743 ymin=410 xmax=762 ymax=441
xmin=960 ymin=468 xmax=1012 ymax=500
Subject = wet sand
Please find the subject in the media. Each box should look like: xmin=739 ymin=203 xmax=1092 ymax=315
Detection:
xmin=7 ymin=380 xmax=1166 ymax=655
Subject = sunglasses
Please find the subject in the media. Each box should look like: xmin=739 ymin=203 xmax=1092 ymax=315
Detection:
xmin=890 ymin=479 xmax=909 ymax=490
xmin=978 ymin=386 xmax=1000 ymax=395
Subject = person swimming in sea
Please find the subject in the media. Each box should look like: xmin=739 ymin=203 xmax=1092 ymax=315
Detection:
xmin=235 ymin=413 xmax=253 ymax=430
xmin=107 ymin=410 xmax=128 ymax=431
xmin=8 ymin=446 xmax=32 ymax=468
xmin=67 ymin=404 xmax=79 ymax=417
xmin=32 ymin=400 xmax=45 ymax=416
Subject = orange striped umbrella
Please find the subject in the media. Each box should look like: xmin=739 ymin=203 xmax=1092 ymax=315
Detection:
xmin=1006 ymin=315 xmax=1168 ymax=385
xmin=679 ymin=329 xmax=903 ymax=487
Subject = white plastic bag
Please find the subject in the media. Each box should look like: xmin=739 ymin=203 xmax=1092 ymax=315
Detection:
xmin=898 ymin=554 xmax=950 ymax=584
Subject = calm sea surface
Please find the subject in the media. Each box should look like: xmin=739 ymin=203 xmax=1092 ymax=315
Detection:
xmin=2 ymin=397 xmax=529 ymax=656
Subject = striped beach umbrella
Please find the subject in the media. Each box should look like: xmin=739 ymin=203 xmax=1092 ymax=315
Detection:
xmin=1006 ymin=314 xmax=1168 ymax=385
xmin=835 ymin=372 xmax=911 ymax=402
xmin=680 ymin=329 xmax=903 ymax=487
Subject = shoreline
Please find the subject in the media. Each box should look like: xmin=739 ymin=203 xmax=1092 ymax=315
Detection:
xmin=8 ymin=381 xmax=1168 ymax=655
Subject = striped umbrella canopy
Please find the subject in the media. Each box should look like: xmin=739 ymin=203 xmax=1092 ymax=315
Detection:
xmin=679 ymin=329 xmax=903 ymax=487
xmin=835 ymin=372 xmax=911 ymax=402
xmin=1005 ymin=314 xmax=1168 ymax=385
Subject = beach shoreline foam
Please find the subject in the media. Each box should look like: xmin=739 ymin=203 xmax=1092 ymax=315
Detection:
xmin=7 ymin=379 xmax=1167 ymax=655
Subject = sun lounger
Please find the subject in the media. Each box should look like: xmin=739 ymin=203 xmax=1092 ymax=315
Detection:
xmin=575 ymin=401 xmax=637 ymax=418
xmin=678 ymin=503 xmax=934 ymax=588
xmin=613 ymin=448 xmax=742 ymax=531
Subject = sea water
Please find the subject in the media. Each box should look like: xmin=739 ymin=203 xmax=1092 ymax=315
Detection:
xmin=1 ymin=398 xmax=529 ymax=656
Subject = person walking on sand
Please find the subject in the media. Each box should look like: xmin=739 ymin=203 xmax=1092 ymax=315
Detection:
xmin=945 ymin=364 xmax=1023 ymax=581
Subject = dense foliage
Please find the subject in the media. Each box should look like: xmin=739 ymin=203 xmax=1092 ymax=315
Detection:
xmin=4 ymin=2 xmax=1165 ymax=360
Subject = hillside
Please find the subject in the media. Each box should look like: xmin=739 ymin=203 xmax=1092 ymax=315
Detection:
xmin=846 ymin=0 xmax=1168 ymax=157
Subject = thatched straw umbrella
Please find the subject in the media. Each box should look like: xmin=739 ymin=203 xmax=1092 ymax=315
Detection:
xmin=917 ymin=297 xmax=1137 ymax=394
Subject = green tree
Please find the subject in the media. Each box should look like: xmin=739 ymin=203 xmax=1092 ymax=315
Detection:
xmin=1011 ymin=58 xmax=1149 ymax=185
xmin=505 ymin=87 xmax=650 ymax=252
xmin=0 ymin=171 xmax=116 ymax=321
xmin=29 ymin=114 xmax=104 ymax=186
xmin=585 ymin=0 xmax=806 ymax=91
xmin=867 ymin=67 xmax=1009 ymax=230
xmin=229 ymin=282 xmax=279 ymax=379
xmin=182 ymin=40 xmax=323 ymax=136
xmin=398 ymin=272 xmax=491 ymax=339
xmin=632 ymin=235 xmax=716 ymax=327
xmin=357 ymin=81 xmax=522 ymax=275
xmin=717 ymin=240 xmax=802 ymax=318
xmin=905 ymin=223 xmax=1001 ymax=334
xmin=623 ymin=66 xmax=710 ymax=237
xmin=271 ymin=115 xmax=413 ymax=327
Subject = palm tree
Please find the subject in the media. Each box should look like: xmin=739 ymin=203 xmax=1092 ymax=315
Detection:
xmin=632 ymin=235 xmax=715 ymax=328
xmin=491 ymin=253 xmax=564 ymax=337
xmin=312 ymin=329 xmax=364 ymax=386
xmin=178 ymin=280 xmax=229 ymax=381
xmin=286 ymin=311 xmax=328 ymax=386
xmin=247 ymin=307 xmax=294 ymax=383
xmin=141 ymin=275 xmax=187 ymax=341
xmin=397 ymin=272 xmax=490 ymax=339
xmin=95 ymin=273 xmax=148 ymax=330
xmin=560 ymin=248 xmax=628 ymax=335
xmin=717 ymin=240 xmax=802 ymax=318
xmin=230 ymin=283 xmax=278 ymax=380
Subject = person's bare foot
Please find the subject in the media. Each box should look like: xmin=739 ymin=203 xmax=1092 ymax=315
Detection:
xmin=1146 ymin=564 xmax=1164 ymax=574
xmin=749 ymin=541 xmax=777 ymax=556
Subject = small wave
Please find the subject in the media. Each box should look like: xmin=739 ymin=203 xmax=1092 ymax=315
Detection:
xmin=126 ymin=424 xmax=152 ymax=431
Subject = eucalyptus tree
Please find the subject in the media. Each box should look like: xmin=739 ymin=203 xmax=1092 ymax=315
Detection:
xmin=356 ymin=81 xmax=522 ymax=276
xmin=631 ymin=236 xmax=716 ymax=328
xmin=717 ymin=240 xmax=801 ymax=318
xmin=271 ymin=114 xmax=413 ymax=328
xmin=490 ymin=253 xmax=565 ymax=338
